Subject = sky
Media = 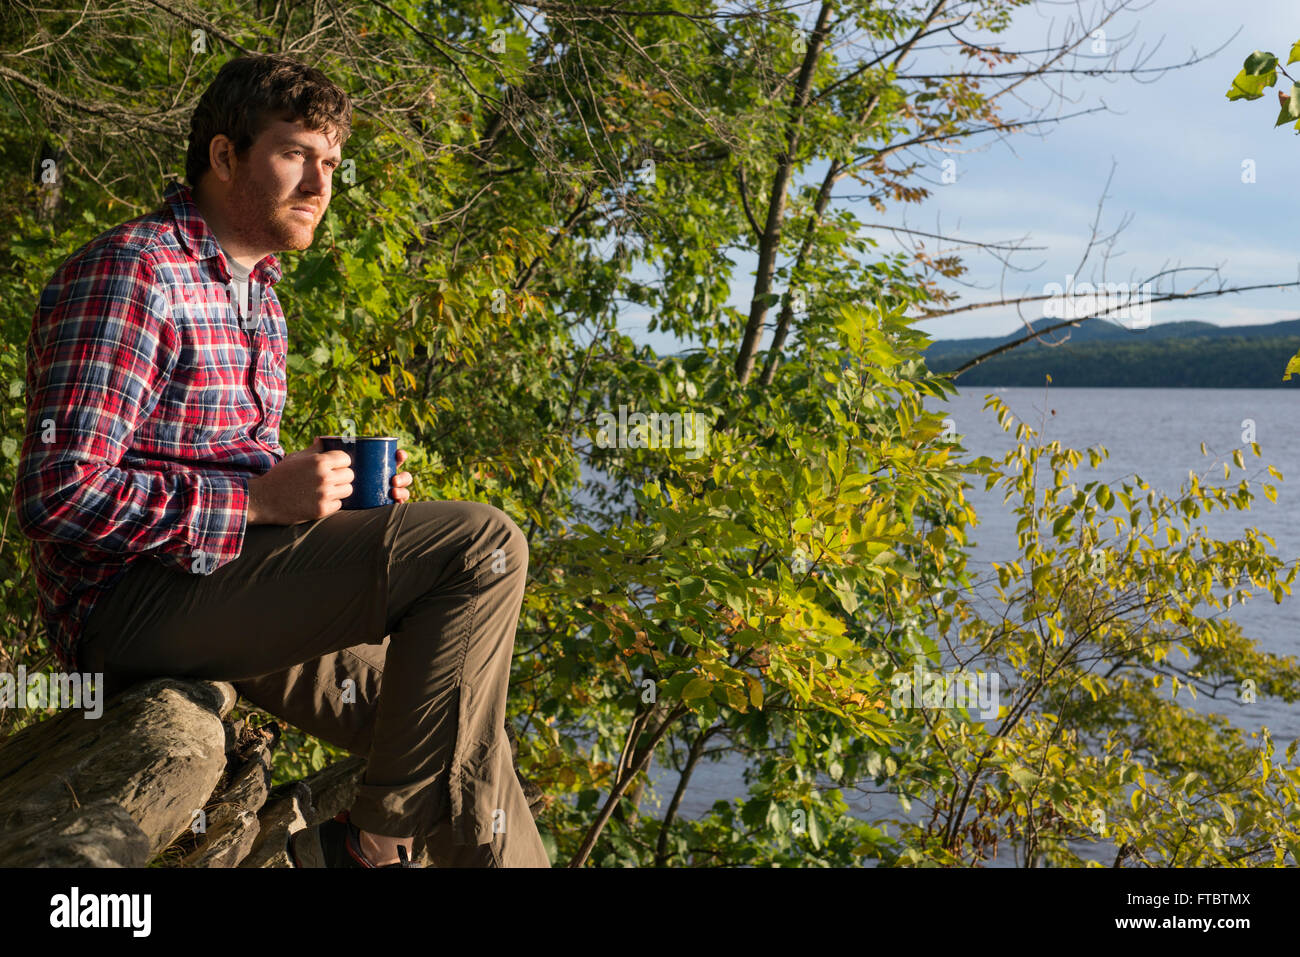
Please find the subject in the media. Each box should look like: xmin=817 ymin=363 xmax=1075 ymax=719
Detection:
xmin=619 ymin=0 xmax=1300 ymax=352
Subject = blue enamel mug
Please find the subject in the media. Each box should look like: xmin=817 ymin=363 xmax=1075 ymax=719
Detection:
xmin=318 ymin=436 xmax=398 ymax=509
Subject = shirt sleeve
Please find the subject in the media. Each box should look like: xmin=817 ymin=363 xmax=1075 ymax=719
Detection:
xmin=12 ymin=242 xmax=250 ymax=575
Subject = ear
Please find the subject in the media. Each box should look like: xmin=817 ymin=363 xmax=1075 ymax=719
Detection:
xmin=207 ymin=133 xmax=238 ymax=184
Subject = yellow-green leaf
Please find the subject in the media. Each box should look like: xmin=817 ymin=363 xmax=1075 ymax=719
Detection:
xmin=682 ymin=677 xmax=713 ymax=700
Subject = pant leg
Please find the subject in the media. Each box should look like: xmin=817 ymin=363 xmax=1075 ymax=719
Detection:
xmin=79 ymin=499 xmax=550 ymax=867
xmin=232 ymin=637 xmax=388 ymax=758
xmin=353 ymin=499 xmax=550 ymax=866
xmin=80 ymin=502 xmax=397 ymax=682
xmin=234 ymin=634 xmax=551 ymax=868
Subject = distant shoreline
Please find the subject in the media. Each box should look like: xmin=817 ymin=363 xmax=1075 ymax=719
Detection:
xmin=922 ymin=318 xmax=1300 ymax=388
xmin=940 ymin=383 xmax=1300 ymax=389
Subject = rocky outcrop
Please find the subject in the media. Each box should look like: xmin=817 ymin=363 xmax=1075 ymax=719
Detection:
xmin=0 ymin=677 xmax=547 ymax=867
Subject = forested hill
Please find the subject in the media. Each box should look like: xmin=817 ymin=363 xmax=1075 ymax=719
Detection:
xmin=922 ymin=318 xmax=1300 ymax=387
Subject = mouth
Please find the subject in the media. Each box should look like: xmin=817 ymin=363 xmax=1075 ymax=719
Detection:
xmin=288 ymin=205 xmax=318 ymax=220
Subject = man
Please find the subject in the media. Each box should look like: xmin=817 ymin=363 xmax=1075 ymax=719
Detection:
xmin=12 ymin=54 xmax=550 ymax=868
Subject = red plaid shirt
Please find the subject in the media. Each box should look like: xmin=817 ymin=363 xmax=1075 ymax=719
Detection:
xmin=13 ymin=180 xmax=288 ymax=673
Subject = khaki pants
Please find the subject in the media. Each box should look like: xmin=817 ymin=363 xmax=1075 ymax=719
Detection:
xmin=80 ymin=499 xmax=551 ymax=867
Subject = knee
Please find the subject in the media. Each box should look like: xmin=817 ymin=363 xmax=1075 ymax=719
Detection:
xmin=469 ymin=502 xmax=529 ymax=576
xmin=497 ymin=508 xmax=529 ymax=575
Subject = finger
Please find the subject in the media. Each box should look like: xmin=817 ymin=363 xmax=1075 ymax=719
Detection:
xmin=396 ymin=448 xmax=408 ymax=464
xmin=392 ymin=470 xmax=413 ymax=487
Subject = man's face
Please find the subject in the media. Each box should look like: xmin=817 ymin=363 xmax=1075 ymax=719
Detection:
xmin=225 ymin=116 xmax=341 ymax=253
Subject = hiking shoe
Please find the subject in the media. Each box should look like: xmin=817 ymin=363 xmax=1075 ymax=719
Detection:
xmin=288 ymin=810 xmax=420 ymax=868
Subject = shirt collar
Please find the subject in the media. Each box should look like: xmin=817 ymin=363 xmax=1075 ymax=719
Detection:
xmin=163 ymin=179 xmax=283 ymax=286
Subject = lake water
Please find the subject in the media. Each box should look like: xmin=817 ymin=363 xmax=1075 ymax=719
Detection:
xmin=618 ymin=387 xmax=1300 ymax=864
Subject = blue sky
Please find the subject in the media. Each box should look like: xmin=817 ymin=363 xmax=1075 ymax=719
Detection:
xmin=621 ymin=0 xmax=1300 ymax=352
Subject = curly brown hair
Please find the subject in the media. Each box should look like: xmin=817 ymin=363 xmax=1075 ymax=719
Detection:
xmin=185 ymin=54 xmax=352 ymax=187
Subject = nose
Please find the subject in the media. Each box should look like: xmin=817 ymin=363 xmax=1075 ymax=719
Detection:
xmin=299 ymin=160 xmax=331 ymax=196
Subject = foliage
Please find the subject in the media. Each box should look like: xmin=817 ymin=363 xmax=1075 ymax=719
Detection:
xmin=880 ymin=395 xmax=1300 ymax=865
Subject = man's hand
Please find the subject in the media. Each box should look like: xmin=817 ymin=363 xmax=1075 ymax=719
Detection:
xmin=391 ymin=448 xmax=413 ymax=503
xmin=246 ymin=437 xmax=353 ymax=525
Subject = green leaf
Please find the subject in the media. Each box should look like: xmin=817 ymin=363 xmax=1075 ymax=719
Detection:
xmin=537 ymin=826 xmax=558 ymax=864
xmin=766 ymin=800 xmax=789 ymax=832
xmin=807 ymin=806 xmax=824 ymax=850
xmin=678 ymin=576 xmax=705 ymax=600
xmin=681 ymin=677 xmax=714 ymax=700
xmin=741 ymin=799 xmax=769 ymax=830
xmin=1277 ymin=84 xmax=1300 ymax=126
xmin=1217 ymin=799 xmax=1236 ymax=830
xmin=1009 ymin=767 xmax=1037 ymax=789
xmin=834 ymin=580 xmax=859 ymax=614
xmin=1245 ymin=50 xmax=1279 ymax=75
xmin=1227 ymin=52 xmax=1278 ymax=100
xmin=1288 ymin=40 xmax=1300 ymax=65
xmin=865 ymin=751 xmax=883 ymax=778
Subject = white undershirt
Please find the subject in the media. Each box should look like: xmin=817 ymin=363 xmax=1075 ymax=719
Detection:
xmin=219 ymin=244 xmax=256 ymax=320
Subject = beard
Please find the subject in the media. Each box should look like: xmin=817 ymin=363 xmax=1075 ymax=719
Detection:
xmin=227 ymin=165 xmax=321 ymax=253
